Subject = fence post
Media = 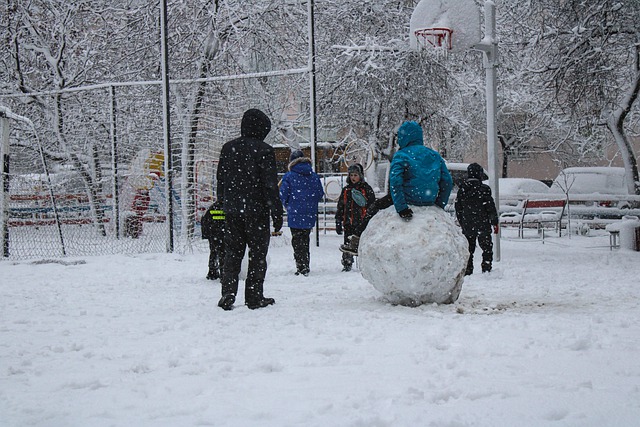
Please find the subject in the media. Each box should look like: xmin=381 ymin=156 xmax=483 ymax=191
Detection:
xmin=1 ymin=112 xmax=10 ymax=257
xmin=110 ymin=85 xmax=121 ymax=239
xmin=160 ymin=0 xmax=174 ymax=253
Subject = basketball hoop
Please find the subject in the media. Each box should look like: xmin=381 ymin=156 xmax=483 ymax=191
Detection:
xmin=414 ymin=27 xmax=453 ymax=52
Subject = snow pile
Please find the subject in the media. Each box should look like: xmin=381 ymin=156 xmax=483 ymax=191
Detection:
xmin=606 ymin=215 xmax=640 ymax=250
xmin=359 ymin=205 xmax=469 ymax=305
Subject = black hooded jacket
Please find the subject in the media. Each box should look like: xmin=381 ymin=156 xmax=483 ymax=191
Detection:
xmin=455 ymin=165 xmax=498 ymax=233
xmin=216 ymin=109 xmax=283 ymax=222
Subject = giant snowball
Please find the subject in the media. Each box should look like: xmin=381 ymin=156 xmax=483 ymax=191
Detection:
xmin=359 ymin=205 xmax=469 ymax=306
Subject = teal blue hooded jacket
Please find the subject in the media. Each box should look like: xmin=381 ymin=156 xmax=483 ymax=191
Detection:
xmin=389 ymin=121 xmax=453 ymax=212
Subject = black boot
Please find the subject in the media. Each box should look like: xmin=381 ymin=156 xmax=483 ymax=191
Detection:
xmin=295 ymin=267 xmax=310 ymax=276
xmin=465 ymin=257 xmax=473 ymax=276
xmin=481 ymin=261 xmax=492 ymax=273
xmin=339 ymin=235 xmax=360 ymax=256
xmin=218 ymin=293 xmax=235 ymax=310
xmin=246 ymin=297 xmax=275 ymax=310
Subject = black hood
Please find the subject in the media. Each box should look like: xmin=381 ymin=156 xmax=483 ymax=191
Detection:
xmin=241 ymin=109 xmax=271 ymax=140
xmin=467 ymin=163 xmax=488 ymax=181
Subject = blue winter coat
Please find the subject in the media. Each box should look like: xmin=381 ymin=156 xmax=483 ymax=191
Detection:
xmin=279 ymin=157 xmax=325 ymax=229
xmin=389 ymin=121 xmax=453 ymax=212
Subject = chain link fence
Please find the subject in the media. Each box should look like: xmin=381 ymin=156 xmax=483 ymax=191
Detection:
xmin=1 ymin=72 xmax=309 ymax=260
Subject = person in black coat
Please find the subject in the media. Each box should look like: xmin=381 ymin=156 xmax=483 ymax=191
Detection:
xmin=454 ymin=163 xmax=499 ymax=275
xmin=200 ymin=200 xmax=225 ymax=280
xmin=335 ymin=163 xmax=376 ymax=271
xmin=216 ymin=108 xmax=283 ymax=310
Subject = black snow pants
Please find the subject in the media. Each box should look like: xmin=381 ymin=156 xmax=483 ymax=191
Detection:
xmin=463 ymin=227 xmax=493 ymax=273
xmin=208 ymin=236 xmax=225 ymax=277
xmin=221 ymin=213 xmax=271 ymax=304
xmin=291 ymin=228 xmax=312 ymax=272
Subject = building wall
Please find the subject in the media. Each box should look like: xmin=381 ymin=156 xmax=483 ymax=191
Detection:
xmin=462 ymin=135 xmax=640 ymax=183
xmin=274 ymin=144 xmax=349 ymax=175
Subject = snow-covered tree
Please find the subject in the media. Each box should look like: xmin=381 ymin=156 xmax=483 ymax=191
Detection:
xmin=313 ymin=0 xmax=484 ymax=189
xmin=501 ymin=0 xmax=640 ymax=194
xmin=1 ymin=1 xmax=162 ymax=234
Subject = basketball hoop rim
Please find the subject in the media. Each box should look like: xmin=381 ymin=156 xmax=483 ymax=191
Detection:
xmin=414 ymin=27 xmax=454 ymax=50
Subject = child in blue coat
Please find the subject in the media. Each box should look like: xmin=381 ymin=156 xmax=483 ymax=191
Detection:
xmin=389 ymin=121 xmax=453 ymax=219
xmin=279 ymin=150 xmax=324 ymax=276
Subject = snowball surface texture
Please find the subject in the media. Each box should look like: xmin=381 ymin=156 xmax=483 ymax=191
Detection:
xmin=360 ymin=205 xmax=469 ymax=305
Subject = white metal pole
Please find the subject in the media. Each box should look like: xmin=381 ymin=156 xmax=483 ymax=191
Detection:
xmin=308 ymin=0 xmax=319 ymax=246
xmin=477 ymin=1 xmax=500 ymax=261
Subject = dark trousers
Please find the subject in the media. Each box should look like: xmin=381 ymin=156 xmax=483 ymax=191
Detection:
xmin=221 ymin=213 xmax=270 ymax=303
xmin=464 ymin=229 xmax=493 ymax=272
xmin=208 ymin=237 xmax=225 ymax=275
xmin=290 ymin=228 xmax=311 ymax=271
xmin=342 ymin=225 xmax=356 ymax=267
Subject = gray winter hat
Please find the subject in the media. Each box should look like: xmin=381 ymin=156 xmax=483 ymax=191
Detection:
xmin=347 ymin=163 xmax=364 ymax=180
xmin=289 ymin=150 xmax=304 ymax=163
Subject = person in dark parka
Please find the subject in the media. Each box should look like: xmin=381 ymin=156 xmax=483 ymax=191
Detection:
xmin=335 ymin=163 xmax=376 ymax=271
xmin=454 ymin=163 xmax=499 ymax=275
xmin=279 ymin=149 xmax=324 ymax=276
xmin=216 ymin=108 xmax=283 ymax=310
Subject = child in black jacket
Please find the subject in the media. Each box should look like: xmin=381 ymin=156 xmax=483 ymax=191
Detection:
xmin=454 ymin=163 xmax=498 ymax=275
xmin=201 ymin=201 xmax=226 ymax=280
xmin=335 ymin=163 xmax=376 ymax=271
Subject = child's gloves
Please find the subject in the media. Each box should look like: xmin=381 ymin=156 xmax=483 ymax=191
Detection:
xmin=398 ymin=208 xmax=413 ymax=221
xmin=335 ymin=221 xmax=343 ymax=235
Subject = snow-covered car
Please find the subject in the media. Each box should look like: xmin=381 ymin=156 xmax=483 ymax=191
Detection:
xmin=446 ymin=162 xmax=484 ymax=191
xmin=499 ymin=211 xmax=522 ymax=224
xmin=537 ymin=210 xmax=561 ymax=222
xmin=549 ymin=167 xmax=631 ymax=208
xmin=499 ymin=178 xmax=550 ymax=206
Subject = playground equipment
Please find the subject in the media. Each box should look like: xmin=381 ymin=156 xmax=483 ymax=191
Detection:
xmin=123 ymin=150 xmax=165 ymax=238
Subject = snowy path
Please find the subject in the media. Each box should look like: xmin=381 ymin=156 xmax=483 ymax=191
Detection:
xmin=1 ymin=230 xmax=639 ymax=426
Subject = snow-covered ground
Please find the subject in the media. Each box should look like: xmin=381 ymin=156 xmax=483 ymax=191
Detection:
xmin=1 ymin=227 xmax=639 ymax=426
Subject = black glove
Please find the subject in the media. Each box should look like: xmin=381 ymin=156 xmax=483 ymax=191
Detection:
xmin=335 ymin=221 xmax=343 ymax=235
xmin=399 ymin=208 xmax=413 ymax=221
xmin=272 ymin=214 xmax=283 ymax=233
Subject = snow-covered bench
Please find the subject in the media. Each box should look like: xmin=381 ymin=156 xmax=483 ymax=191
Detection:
xmin=518 ymin=199 xmax=567 ymax=239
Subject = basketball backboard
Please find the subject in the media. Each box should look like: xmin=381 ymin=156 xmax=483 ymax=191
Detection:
xmin=409 ymin=0 xmax=481 ymax=53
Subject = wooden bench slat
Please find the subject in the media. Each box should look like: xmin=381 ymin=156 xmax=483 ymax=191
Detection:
xmin=523 ymin=200 xmax=566 ymax=209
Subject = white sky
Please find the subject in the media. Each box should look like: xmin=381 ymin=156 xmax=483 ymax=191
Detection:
xmin=2 ymin=225 xmax=639 ymax=426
